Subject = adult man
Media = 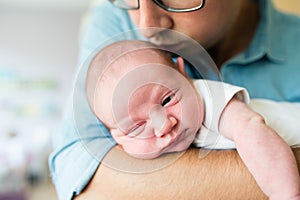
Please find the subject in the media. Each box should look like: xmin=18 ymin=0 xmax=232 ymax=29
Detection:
xmin=49 ymin=0 xmax=300 ymax=199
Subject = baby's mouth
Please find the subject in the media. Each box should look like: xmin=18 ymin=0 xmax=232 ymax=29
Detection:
xmin=156 ymin=131 xmax=181 ymax=148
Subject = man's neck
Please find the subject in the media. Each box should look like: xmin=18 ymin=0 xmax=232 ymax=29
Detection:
xmin=208 ymin=0 xmax=260 ymax=69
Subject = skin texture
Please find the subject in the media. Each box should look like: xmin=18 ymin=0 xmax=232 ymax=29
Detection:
xmin=128 ymin=0 xmax=259 ymax=67
xmin=89 ymin=44 xmax=300 ymax=198
xmin=75 ymin=148 xmax=300 ymax=200
xmin=75 ymin=0 xmax=299 ymax=199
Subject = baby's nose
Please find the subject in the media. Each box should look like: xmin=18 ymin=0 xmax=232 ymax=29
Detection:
xmin=149 ymin=105 xmax=177 ymax=137
xmin=155 ymin=116 xmax=177 ymax=137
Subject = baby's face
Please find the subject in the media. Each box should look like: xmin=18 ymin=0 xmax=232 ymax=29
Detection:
xmin=95 ymin=58 xmax=203 ymax=159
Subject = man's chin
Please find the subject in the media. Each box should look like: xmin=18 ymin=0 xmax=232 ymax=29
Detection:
xmin=149 ymin=38 xmax=186 ymax=52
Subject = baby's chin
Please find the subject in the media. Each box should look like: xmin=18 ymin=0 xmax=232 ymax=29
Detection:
xmin=127 ymin=143 xmax=190 ymax=160
xmin=126 ymin=145 xmax=178 ymax=159
xmin=127 ymin=151 xmax=164 ymax=160
xmin=127 ymin=148 xmax=188 ymax=160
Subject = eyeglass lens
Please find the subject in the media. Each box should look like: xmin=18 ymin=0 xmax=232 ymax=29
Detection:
xmin=109 ymin=0 xmax=204 ymax=11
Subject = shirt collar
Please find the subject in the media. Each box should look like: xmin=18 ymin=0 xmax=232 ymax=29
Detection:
xmin=228 ymin=0 xmax=285 ymax=65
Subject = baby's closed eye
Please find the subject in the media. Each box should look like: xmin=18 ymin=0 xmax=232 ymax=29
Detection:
xmin=127 ymin=121 xmax=146 ymax=137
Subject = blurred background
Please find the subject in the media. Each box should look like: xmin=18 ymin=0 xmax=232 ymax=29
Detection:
xmin=0 ymin=0 xmax=299 ymax=200
xmin=0 ymin=0 xmax=91 ymax=199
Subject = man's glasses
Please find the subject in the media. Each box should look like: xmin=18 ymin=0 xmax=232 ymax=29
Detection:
xmin=109 ymin=0 xmax=205 ymax=13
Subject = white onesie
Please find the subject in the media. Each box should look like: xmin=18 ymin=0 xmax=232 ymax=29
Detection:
xmin=192 ymin=80 xmax=300 ymax=149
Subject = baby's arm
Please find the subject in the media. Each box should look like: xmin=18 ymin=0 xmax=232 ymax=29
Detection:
xmin=220 ymin=97 xmax=300 ymax=200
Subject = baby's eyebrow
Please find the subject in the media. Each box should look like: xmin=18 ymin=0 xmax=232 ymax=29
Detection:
xmin=147 ymin=84 xmax=169 ymax=102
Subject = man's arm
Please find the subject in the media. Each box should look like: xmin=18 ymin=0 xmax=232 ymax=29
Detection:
xmin=75 ymin=146 xmax=300 ymax=200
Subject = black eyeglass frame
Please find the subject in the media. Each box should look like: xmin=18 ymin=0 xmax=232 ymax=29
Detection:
xmin=109 ymin=0 xmax=206 ymax=13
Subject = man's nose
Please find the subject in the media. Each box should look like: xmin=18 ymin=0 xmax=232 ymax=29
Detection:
xmin=138 ymin=0 xmax=173 ymax=38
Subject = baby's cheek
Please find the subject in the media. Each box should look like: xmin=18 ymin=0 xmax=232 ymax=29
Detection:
xmin=122 ymin=141 xmax=142 ymax=154
xmin=174 ymin=131 xmax=197 ymax=152
xmin=122 ymin=139 xmax=151 ymax=154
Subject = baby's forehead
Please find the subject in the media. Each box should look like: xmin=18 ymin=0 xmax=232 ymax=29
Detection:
xmin=108 ymin=48 xmax=176 ymax=77
xmin=94 ymin=45 xmax=180 ymax=99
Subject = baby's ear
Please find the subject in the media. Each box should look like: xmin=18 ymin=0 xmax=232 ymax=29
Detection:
xmin=176 ymin=57 xmax=188 ymax=76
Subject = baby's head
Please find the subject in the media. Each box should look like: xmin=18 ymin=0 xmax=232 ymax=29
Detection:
xmin=86 ymin=40 xmax=204 ymax=159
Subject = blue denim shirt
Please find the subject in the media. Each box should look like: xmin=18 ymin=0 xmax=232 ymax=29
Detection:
xmin=49 ymin=0 xmax=300 ymax=199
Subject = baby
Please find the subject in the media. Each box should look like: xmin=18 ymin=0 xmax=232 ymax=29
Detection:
xmin=86 ymin=40 xmax=300 ymax=199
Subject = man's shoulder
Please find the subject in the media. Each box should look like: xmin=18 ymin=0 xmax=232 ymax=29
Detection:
xmin=273 ymin=9 xmax=300 ymax=37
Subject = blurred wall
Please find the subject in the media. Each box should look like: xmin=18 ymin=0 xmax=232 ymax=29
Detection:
xmin=0 ymin=2 xmax=90 ymax=199
xmin=273 ymin=0 xmax=300 ymax=16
